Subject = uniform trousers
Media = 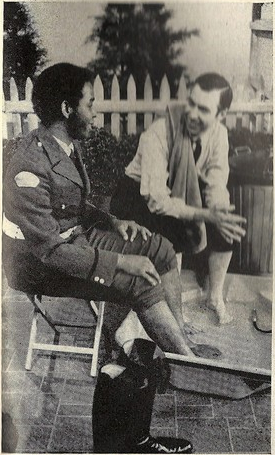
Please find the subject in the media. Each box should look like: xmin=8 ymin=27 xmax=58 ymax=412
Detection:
xmin=3 ymin=226 xmax=177 ymax=315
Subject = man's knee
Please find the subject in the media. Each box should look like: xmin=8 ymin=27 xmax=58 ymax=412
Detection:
xmin=131 ymin=282 xmax=166 ymax=314
xmin=148 ymin=233 xmax=177 ymax=275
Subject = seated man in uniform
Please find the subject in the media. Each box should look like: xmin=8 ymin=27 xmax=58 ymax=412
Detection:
xmin=3 ymin=63 xmax=221 ymax=454
xmin=111 ymin=73 xmax=246 ymax=325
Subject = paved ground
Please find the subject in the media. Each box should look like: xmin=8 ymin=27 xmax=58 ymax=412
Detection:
xmin=2 ymin=284 xmax=272 ymax=454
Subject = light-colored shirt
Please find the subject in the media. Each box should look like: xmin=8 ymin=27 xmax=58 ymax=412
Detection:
xmin=52 ymin=136 xmax=74 ymax=156
xmin=125 ymin=117 xmax=230 ymax=219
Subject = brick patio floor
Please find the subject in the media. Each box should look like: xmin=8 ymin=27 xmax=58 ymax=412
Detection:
xmin=2 ymin=285 xmax=271 ymax=454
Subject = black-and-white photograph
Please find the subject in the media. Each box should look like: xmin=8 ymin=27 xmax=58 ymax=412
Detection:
xmin=2 ymin=1 xmax=273 ymax=453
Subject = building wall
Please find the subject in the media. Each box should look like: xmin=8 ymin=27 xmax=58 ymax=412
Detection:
xmin=249 ymin=3 xmax=273 ymax=98
xmin=170 ymin=2 xmax=253 ymax=84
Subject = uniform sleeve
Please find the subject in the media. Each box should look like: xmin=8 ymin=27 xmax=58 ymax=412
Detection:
xmin=138 ymin=119 xmax=195 ymax=219
xmin=202 ymin=126 xmax=230 ymax=209
xmin=83 ymin=201 xmax=117 ymax=227
xmin=5 ymin=157 xmax=118 ymax=286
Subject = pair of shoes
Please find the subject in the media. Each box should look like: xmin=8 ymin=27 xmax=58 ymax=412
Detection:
xmin=133 ymin=435 xmax=193 ymax=453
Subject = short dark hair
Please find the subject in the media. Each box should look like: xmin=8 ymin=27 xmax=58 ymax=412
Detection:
xmin=32 ymin=63 xmax=93 ymax=127
xmin=194 ymin=73 xmax=233 ymax=112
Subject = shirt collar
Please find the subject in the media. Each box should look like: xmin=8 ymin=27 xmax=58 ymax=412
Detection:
xmin=189 ymin=120 xmax=218 ymax=150
xmin=52 ymin=136 xmax=74 ymax=156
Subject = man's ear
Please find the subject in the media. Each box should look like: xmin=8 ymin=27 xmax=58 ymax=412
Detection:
xmin=217 ymin=108 xmax=228 ymax=122
xmin=61 ymin=100 xmax=73 ymax=119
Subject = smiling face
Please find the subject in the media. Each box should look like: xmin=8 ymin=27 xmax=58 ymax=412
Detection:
xmin=185 ymin=83 xmax=224 ymax=138
xmin=67 ymin=82 xmax=97 ymax=140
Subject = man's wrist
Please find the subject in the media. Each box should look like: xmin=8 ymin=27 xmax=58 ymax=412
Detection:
xmin=183 ymin=206 xmax=209 ymax=223
xmin=178 ymin=205 xmax=196 ymax=221
xmin=199 ymin=207 xmax=212 ymax=223
xmin=109 ymin=213 xmax=118 ymax=225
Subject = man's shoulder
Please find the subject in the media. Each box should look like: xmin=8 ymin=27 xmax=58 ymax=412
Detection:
xmin=17 ymin=129 xmax=40 ymax=151
xmin=6 ymin=129 xmax=50 ymax=173
xmin=212 ymin=121 xmax=229 ymax=142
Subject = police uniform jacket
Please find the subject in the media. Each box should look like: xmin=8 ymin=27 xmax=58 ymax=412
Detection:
xmin=3 ymin=125 xmax=119 ymax=292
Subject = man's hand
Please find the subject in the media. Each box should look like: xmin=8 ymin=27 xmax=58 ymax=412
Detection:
xmin=111 ymin=218 xmax=152 ymax=242
xmin=208 ymin=205 xmax=246 ymax=244
xmin=117 ymin=254 xmax=161 ymax=287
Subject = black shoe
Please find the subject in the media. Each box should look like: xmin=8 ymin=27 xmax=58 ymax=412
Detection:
xmin=133 ymin=435 xmax=193 ymax=453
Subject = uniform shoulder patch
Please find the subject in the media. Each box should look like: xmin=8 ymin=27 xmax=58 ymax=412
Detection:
xmin=14 ymin=171 xmax=40 ymax=188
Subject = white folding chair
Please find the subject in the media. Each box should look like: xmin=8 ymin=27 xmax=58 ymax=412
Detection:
xmin=25 ymin=294 xmax=105 ymax=377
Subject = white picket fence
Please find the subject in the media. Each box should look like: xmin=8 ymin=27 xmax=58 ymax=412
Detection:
xmin=3 ymin=73 xmax=273 ymax=140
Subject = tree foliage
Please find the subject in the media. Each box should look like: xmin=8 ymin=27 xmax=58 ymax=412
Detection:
xmin=3 ymin=2 xmax=47 ymax=99
xmin=86 ymin=3 xmax=199 ymax=97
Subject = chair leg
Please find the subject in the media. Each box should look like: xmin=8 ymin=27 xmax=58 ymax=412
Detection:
xmin=25 ymin=308 xmax=39 ymax=370
xmin=90 ymin=301 xmax=105 ymax=377
xmin=25 ymin=295 xmax=106 ymax=376
xmin=50 ymin=328 xmax=61 ymax=363
xmin=90 ymin=300 xmax=99 ymax=317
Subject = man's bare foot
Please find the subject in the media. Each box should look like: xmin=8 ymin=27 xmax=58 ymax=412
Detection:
xmin=181 ymin=315 xmax=204 ymax=335
xmin=207 ymin=299 xmax=233 ymax=325
xmin=189 ymin=343 xmax=222 ymax=359
xmin=181 ymin=322 xmax=204 ymax=336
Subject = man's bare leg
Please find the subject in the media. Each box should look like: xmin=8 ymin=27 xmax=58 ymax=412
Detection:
xmin=159 ymin=268 xmax=222 ymax=358
xmin=160 ymin=268 xmax=201 ymax=335
xmin=207 ymin=250 xmax=233 ymax=324
xmin=137 ymin=300 xmax=194 ymax=355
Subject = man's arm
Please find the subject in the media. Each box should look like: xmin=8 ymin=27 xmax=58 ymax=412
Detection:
xmin=4 ymin=156 xmax=118 ymax=286
xmin=133 ymin=119 xmax=246 ymax=242
xmin=135 ymin=119 xmax=198 ymax=220
xmin=133 ymin=120 xmax=222 ymax=222
xmin=199 ymin=124 xmax=246 ymax=243
xmin=201 ymin=124 xmax=230 ymax=209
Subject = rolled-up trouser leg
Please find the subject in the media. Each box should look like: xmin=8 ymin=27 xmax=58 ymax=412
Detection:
xmin=88 ymin=228 xmax=178 ymax=312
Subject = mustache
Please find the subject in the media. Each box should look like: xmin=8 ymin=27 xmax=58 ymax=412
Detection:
xmin=187 ymin=120 xmax=201 ymax=128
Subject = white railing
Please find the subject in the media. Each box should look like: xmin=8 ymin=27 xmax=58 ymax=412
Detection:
xmin=3 ymin=74 xmax=273 ymax=139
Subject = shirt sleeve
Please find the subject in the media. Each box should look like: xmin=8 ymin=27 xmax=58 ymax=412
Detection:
xmin=202 ymin=125 xmax=230 ymax=209
xmin=138 ymin=119 xmax=195 ymax=219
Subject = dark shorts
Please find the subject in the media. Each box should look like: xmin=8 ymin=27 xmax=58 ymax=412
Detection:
xmin=110 ymin=176 xmax=202 ymax=254
xmin=110 ymin=175 xmax=233 ymax=254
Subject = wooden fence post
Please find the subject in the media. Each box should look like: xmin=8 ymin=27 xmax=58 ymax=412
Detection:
xmin=94 ymin=75 xmax=104 ymax=129
xmin=127 ymin=74 xmax=136 ymax=135
xmin=159 ymin=74 xmax=170 ymax=108
xmin=111 ymin=75 xmax=120 ymax=138
xmin=25 ymin=78 xmax=39 ymax=133
xmin=144 ymin=74 xmax=153 ymax=130
xmin=10 ymin=77 xmax=22 ymax=137
xmin=2 ymin=93 xmax=8 ymax=139
xmin=177 ymin=73 xmax=188 ymax=101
